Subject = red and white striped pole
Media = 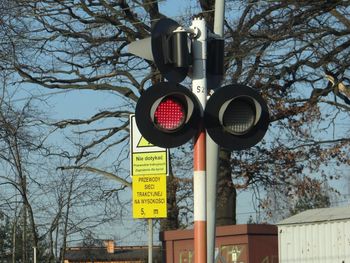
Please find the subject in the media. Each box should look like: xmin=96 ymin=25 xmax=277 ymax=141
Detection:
xmin=191 ymin=17 xmax=207 ymax=263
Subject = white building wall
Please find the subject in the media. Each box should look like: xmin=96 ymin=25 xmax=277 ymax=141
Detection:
xmin=278 ymin=220 xmax=350 ymax=263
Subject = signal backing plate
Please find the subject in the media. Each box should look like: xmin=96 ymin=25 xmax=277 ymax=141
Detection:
xmin=204 ymin=84 xmax=270 ymax=150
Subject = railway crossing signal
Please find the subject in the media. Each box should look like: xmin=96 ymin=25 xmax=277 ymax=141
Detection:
xmin=128 ymin=16 xmax=270 ymax=263
xmin=129 ymin=17 xmax=269 ymax=150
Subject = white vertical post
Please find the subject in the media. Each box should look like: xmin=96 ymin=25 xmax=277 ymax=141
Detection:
xmin=33 ymin=246 xmax=37 ymax=263
xmin=191 ymin=17 xmax=207 ymax=263
xmin=207 ymin=1 xmax=225 ymax=262
xmin=148 ymin=219 xmax=153 ymax=263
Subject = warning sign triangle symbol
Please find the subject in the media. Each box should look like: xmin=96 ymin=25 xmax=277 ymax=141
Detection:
xmin=137 ymin=136 xmax=154 ymax=147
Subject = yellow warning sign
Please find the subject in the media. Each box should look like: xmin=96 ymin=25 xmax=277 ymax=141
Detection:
xmin=133 ymin=174 xmax=167 ymax=218
xmin=137 ymin=136 xmax=154 ymax=147
xmin=130 ymin=115 xmax=169 ymax=176
xmin=132 ymin=151 xmax=167 ymax=176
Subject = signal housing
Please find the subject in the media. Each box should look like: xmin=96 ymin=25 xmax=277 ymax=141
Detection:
xmin=135 ymin=82 xmax=202 ymax=148
xmin=204 ymin=84 xmax=270 ymax=150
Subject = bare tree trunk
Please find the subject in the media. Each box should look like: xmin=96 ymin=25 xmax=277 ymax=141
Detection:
xmin=216 ymin=149 xmax=236 ymax=225
xmin=160 ymin=160 xmax=179 ymax=231
xmin=60 ymin=176 xmax=74 ymax=263
xmin=7 ymin=134 xmax=40 ymax=262
xmin=55 ymin=223 xmax=59 ymax=263
xmin=22 ymin=190 xmax=27 ymax=263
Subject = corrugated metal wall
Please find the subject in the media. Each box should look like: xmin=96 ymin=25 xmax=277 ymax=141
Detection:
xmin=278 ymin=220 xmax=350 ymax=263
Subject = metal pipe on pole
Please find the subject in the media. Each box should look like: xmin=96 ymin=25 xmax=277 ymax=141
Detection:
xmin=214 ymin=0 xmax=225 ymax=36
xmin=207 ymin=1 xmax=225 ymax=262
xmin=192 ymin=17 xmax=208 ymax=263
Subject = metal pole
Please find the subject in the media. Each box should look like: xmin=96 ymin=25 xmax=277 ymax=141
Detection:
xmin=214 ymin=0 xmax=225 ymax=36
xmin=192 ymin=17 xmax=207 ymax=263
xmin=206 ymin=138 xmax=219 ymax=261
xmin=207 ymin=1 xmax=225 ymax=262
xmin=148 ymin=219 xmax=153 ymax=263
xmin=33 ymin=246 xmax=37 ymax=263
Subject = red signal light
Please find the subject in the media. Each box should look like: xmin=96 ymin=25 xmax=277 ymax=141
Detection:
xmin=154 ymin=97 xmax=186 ymax=132
xmin=135 ymin=82 xmax=201 ymax=148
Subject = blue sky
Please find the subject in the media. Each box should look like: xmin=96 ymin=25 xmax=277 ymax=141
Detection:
xmin=6 ymin=0 xmax=350 ymax=246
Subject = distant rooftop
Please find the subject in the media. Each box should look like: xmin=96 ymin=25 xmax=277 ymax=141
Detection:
xmin=64 ymin=246 xmax=161 ymax=262
xmin=63 ymin=240 xmax=162 ymax=263
xmin=277 ymin=206 xmax=350 ymax=226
